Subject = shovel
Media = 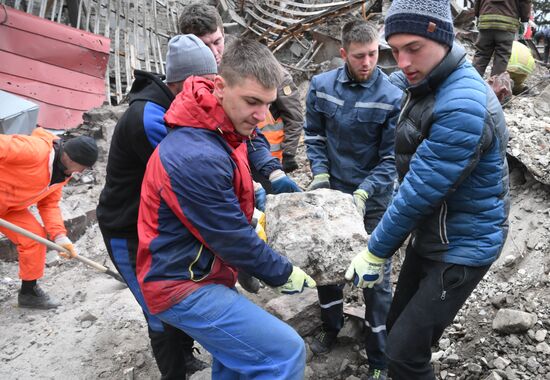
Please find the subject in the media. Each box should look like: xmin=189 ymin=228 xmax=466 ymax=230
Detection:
xmin=0 ymin=217 xmax=125 ymax=284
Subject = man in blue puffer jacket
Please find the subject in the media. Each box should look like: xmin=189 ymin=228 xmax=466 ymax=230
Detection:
xmin=344 ymin=1 xmax=510 ymax=379
xmin=304 ymin=19 xmax=402 ymax=380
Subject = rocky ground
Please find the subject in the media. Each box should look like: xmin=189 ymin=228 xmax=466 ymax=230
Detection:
xmin=1 ymin=55 xmax=550 ymax=380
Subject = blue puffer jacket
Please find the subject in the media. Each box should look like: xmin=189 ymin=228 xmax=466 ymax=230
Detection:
xmin=304 ymin=66 xmax=402 ymax=195
xmin=369 ymin=43 xmax=510 ymax=267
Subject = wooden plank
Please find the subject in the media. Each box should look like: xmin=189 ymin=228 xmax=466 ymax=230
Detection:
xmin=124 ymin=0 xmax=132 ymax=93
xmin=142 ymin=0 xmax=151 ymax=72
xmin=114 ymin=0 xmax=122 ymax=103
xmin=84 ymin=0 xmax=92 ymax=31
xmin=270 ymin=0 xmax=352 ymax=9
xmin=263 ymin=2 xmax=325 ymax=17
xmin=104 ymin=0 xmax=111 ymax=38
xmin=150 ymin=29 xmax=159 ymax=73
xmin=56 ymin=0 xmax=63 ymax=23
xmin=296 ymin=39 xmax=317 ymax=67
xmin=49 ymin=0 xmax=57 ymax=21
xmin=76 ymin=0 xmax=84 ymax=29
xmin=152 ymin=0 xmax=164 ymax=74
xmin=93 ymin=0 xmax=102 ymax=34
xmin=26 ymin=0 xmax=34 ymax=14
xmin=132 ymin=0 xmax=140 ymax=70
xmin=299 ymin=41 xmax=324 ymax=68
xmin=245 ymin=8 xmax=285 ymax=31
xmin=38 ymin=0 xmax=47 ymax=18
xmin=252 ymin=2 xmax=298 ymax=26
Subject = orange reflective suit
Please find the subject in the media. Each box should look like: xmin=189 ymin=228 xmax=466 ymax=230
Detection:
xmin=0 ymin=128 xmax=70 ymax=280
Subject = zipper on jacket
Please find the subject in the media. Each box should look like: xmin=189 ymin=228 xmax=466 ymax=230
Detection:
xmin=189 ymin=244 xmax=209 ymax=282
xmin=397 ymin=90 xmax=411 ymax=125
xmin=439 ymin=201 xmax=449 ymax=244
xmin=248 ymin=135 xmax=257 ymax=151
xmin=441 ymin=290 xmax=447 ymax=301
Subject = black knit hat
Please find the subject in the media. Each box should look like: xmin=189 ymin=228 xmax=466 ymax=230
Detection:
xmin=385 ymin=0 xmax=454 ymax=48
xmin=63 ymin=136 xmax=98 ymax=167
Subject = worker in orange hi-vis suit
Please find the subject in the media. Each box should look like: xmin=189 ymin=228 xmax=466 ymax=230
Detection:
xmin=0 ymin=127 xmax=98 ymax=309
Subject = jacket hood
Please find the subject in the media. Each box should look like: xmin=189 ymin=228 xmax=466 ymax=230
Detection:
xmin=128 ymin=70 xmax=174 ymax=109
xmin=406 ymin=43 xmax=467 ymax=97
xmin=164 ymin=76 xmax=249 ymax=147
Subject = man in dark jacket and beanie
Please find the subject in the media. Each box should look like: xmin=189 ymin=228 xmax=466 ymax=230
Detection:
xmin=96 ymin=34 xmax=215 ymax=378
xmin=473 ymin=0 xmax=532 ymax=76
xmin=344 ymin=1 xmax=510 ymax=379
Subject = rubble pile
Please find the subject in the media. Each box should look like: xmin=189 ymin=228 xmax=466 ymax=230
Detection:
xmin=505 ymin=83 xmax=550 ymax=185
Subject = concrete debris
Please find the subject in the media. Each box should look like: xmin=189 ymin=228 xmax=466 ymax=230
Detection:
xmin=264 ymin=289 xmax=321 ymax=336
xmin=492 ymin=308 xmax=537 ymax=334
xmin=76 ymin=311 xmax=98 ymax=323
xmin=535 ymin=329 xmax=548 ymax=342
xmin=483 ymin=372 xmax=504 ymax=380
xmin=493 ymin=356 xmax=511 ymax=370
xmin=265 ymin=189 xmax=369 ymax=286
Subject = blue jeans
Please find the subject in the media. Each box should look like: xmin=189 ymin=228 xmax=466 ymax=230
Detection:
xmin=157 ymin=284 xmax=306 ymax=379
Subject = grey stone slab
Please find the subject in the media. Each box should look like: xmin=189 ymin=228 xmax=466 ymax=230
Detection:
xmin=265 ymin=189 xmax=369 ymax=286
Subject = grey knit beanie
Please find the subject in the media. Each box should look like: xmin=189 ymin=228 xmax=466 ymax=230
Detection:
xmin=165 ymin=34 xmax=217 ymax=83
xmin=385 ymin=0 xmax=454 ymax=47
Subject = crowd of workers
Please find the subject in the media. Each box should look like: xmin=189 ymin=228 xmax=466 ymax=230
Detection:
xmin=7 ymin=0 xmax=549 ymax=378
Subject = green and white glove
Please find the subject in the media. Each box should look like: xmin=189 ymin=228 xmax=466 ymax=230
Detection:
xmin=276 ymin=266 xmax=316 ymax=294
xmin=307 ymin=173 xmax=330 ymax=191
xmin=345 ymin=249 xmax=385 ymax=288
xmin=353 ymin=189 xmax=369 ymax=217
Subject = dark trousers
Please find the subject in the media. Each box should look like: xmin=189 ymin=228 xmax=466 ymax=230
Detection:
xmin=100 ymin=231 xmax=194 ymax=379
xmin=473 ymin=29 xmax=515 ymax=76
xmin=543 ymin=37 xmax=550 ymax=64
xmin=317 ymin=193 xmax=393 ymax=369
xmin=386 ymin=244 xmax=491 ymax=380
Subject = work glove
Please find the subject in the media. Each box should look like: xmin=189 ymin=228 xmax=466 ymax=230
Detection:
xmin=282 ymin=154 xmax=299 ymax=173
xmin=254 ymin=182 xmax=267 ymax=212
xmin=353 ymin=189 xmax=369 ymax=217
xmin=345 ymin=249 xmax=385 ymax=288
xmin=55 ymin=235 xmax=76 ymax=259
xmin=276 ymin=266 xmax=316 ymax=294
xmin=252 ymin=208 xmax=267 ymax=242
xmin=307 ymin=173 xmax=330 ymax=191
xmin=270 ymin=169 xmax=302 ymax=193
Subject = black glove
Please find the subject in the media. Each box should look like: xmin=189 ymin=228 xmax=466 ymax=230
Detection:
xmin=282 ymin=154 xmax=299 ymax=173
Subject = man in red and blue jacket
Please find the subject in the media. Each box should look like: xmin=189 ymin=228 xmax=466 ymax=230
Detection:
xmin=137 ymin=37 xmax=315 ymax=379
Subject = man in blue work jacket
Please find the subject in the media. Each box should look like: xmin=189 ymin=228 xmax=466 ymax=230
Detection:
xmin=304 ymin=19 xmax=402 ymax=380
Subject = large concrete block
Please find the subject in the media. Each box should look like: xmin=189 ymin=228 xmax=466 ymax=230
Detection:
xmin=265 ymin=189 xmax=369 ymax=286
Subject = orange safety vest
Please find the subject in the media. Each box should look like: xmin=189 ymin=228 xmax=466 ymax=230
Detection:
xmin=257 ymin=110 xmax=284 ymax=161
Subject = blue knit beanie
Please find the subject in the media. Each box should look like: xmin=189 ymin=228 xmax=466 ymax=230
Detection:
xmin=385 ymin=0 xmax=454 ymax=47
